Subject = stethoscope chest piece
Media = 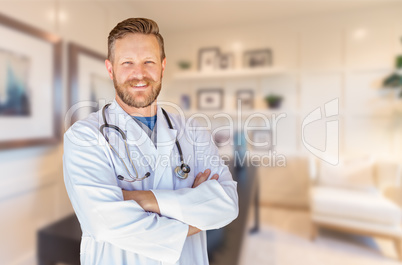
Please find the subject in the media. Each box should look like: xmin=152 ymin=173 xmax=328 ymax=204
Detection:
xmin=175 ymin=164 xmax=191 ymax=179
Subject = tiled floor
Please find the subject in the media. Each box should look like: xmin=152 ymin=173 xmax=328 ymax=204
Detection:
xmin=238 ymin=206 xmax=402 ymax=265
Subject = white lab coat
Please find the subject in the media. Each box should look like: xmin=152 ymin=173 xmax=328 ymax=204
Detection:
xmin=63 ymin=99 xmax=239 ymax=265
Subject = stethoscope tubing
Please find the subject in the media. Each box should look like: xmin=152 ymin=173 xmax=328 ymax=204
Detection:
xmin=100 ymin=103 xmax=190 ymax=182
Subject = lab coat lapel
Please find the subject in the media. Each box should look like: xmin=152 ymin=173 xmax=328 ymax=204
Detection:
xmin=153 ymin=106 xmax=177 ymax=189
xmin=125 ymin=122 xmax=157 ymax=170
xmin=107 ymin=100 xmax=157 ymax=171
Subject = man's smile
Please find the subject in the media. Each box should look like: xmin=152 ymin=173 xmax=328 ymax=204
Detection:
xmin=131 ymin=82 xmax=149 ymax=90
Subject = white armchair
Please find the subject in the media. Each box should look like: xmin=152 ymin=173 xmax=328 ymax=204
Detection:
xmin=308 ymin=156 xmax=402 ymax=261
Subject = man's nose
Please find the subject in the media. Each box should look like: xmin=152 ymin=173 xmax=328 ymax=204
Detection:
xmin=129 ymin=64 xmax=146 ymax=80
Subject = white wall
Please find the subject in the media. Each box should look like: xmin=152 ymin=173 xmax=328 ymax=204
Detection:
xmin=0 ymin=2 xmax=140 ymax=264
xmin=0 ymin=1 xmax=401 ymax=264
xmin=162 ymin=3 xmax=402 ymax=159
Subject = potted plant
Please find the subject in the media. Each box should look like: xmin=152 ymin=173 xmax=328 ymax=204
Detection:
xmin=383 ymin=55 xmax=402 ymax=98
xmin=177 ymin=60 xmax=191 ymax=70
xmin=383 ymin=38 xmax=402 ymax=98
xmin=265 ymin=94 xmax=283 ymax=109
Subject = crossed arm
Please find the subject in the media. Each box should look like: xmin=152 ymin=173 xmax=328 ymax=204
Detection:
xmin=122 ymin=169 xmax=219 ymax=236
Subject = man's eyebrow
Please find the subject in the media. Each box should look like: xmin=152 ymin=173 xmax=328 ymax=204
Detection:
xmin=144 ymin=56 xmax=157 ymax=60
xmin=118 ymin=56 xmax=157 ymax=61
xmin=118 ymin=57 xmax=133 ymax=61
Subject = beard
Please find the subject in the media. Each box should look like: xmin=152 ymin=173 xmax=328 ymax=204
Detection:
xmin=113 ymin=73 xmax=162 ymax=109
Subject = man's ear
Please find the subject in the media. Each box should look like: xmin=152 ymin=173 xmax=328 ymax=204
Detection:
xmin=161 ymin=58 xmax=166 ymax=78
xmin=105 ymin=59 xmax=114 ymax=80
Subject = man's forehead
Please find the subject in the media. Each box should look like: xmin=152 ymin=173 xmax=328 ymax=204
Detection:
xmin=116 ymin=33 xmax=158 ymax=46
xmin=114 ymin=34 xmax=159 ymax=54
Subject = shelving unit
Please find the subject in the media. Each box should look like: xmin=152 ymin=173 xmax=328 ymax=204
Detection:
xmin=172 ymin=66 xmax=391 ymax=81
xmin=173 ymin=67 xmax=286 ymax=81
xmin=182 ymin=108 xmax=296 ymax=119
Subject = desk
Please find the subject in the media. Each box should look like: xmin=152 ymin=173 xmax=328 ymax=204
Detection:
xmin=37 ymin=164 xmax=258 ymax=265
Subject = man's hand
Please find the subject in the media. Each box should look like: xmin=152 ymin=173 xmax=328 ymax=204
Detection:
xmin=192 ymin=169 xmax=219 ymax=188
xmin=122 ymin=190 xmax=160 ymax=214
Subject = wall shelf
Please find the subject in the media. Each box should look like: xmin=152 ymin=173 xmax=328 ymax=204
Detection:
xmin=183 ymin=108 xmax=297 ymax=119
xmin=173 ymin=67 xmax=286 ymax=81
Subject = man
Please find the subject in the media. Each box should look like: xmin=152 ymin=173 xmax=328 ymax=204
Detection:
xmin=63 ymin=18 xmax=238 ymax=265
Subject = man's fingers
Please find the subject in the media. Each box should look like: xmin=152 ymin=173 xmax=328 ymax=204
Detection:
xmin=192 ymin=170 xmax=220 ymax=188
xmin=211 ymin=174 xmax=219 ymax=180
xmin=192 ymin=172 xmax=203 ymax=188
xmin=202 ymin=169 xmax=211 ymax=178
xmin=196 ymin=169 xmax=209 ymax=184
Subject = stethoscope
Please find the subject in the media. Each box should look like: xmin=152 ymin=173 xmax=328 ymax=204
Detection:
xmin=100 ymin=103 xmax=191 ymax=182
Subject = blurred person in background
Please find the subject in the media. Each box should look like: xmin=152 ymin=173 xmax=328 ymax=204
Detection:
xmin=63 ymin=17 xmax=238 ymax=265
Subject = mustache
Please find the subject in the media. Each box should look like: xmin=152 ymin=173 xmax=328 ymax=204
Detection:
xmin=124 ymin=78 xmax=154 ymax=87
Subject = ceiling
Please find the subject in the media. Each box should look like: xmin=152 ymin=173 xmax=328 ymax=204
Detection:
xmin=98 ymin=0 xmax=400 ymax=32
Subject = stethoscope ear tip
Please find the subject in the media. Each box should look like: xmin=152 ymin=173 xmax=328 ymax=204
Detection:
xmin=145 ymin=172 xmax=151 ymax=178
xmin=117 ymin=175 xmax=124 ymax=181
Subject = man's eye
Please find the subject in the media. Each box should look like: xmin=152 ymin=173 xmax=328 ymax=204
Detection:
xmin=145 ymin=61 xmax=154 ymax=64
xmin=123 ymin=61 xmax=132 ymax=65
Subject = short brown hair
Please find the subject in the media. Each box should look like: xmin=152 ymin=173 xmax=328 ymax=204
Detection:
xmin=107 ymin=18 xmax=165 ymax=62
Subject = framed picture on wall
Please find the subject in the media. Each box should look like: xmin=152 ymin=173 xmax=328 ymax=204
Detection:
xmin=67 ymin=43 xmax=114 ymax=126
xmin=197 ymin=88 xmax=224 ymax=110
xmin=0 ymin=13 xmax=62 ymax=149
xmin=236 ymin=90 xmax=254 ymax=110
xmin=198 ymin=47 xmax=220 ymax=72
xmin=243 ymin=49 xmax=272 ymax=68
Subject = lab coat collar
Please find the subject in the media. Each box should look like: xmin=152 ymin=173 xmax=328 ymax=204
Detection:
xmin=153 ymin=106 xmax=177 ymax=188
xmin=105 ymin=100 xmax=177 ymax=187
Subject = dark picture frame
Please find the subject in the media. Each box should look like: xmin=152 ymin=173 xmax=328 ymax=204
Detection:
xmin=0 ymin=13 xmax=62 ymax=149
xmin=236 ymin=90 xmax=254 ymax=110
xmin=198 ymin=47 xmax=220 ymax=71
xmin=68 ymin=43 xmax=113 ymax=126
xmin=243 ymin=49 xmax=272 ymax=68
xmin=197 ymin=89 xmax=224 ymax=110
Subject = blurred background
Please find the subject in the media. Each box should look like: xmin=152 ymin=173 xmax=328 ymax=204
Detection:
xmin=1 ymin=0 xmax=402 ymax=264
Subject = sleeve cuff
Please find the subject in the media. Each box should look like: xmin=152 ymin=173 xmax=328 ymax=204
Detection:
xmin=151 ymin=189 xmax=184 ymax=221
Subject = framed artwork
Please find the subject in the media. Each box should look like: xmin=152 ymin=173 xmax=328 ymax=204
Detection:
xmin=243 ymin=49 xmax=272 ymax=68
xmin=197 ymin=88 xmax=224 ymax=110
xmin=236 ymin=90 xmax=254 ymax=110
xmin=219 ymin=53 xmax=234 ymax=70
xmin=0 ymin=13 xmax=62 ymax=149
xmin=68 ymin=43 xmax=114 ymax=126
xmin=198 ymin=47 xmax=220 ymax=72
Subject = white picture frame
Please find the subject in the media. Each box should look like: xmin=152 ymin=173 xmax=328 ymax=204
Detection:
xmin=0 ymin=13 xmax=62 ymax=149
xmin=67 ymin=43 xmax=114 ymax=126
